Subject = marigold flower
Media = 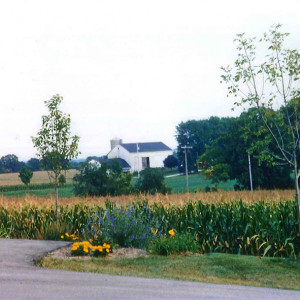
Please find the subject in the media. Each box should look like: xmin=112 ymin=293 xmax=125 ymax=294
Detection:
xmin=61 ymin=235 xmax=64 ymax=239
xmin=168 ymin=229 xmax=176 ymax=236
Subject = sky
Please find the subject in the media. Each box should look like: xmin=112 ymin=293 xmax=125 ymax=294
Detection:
xmin=0 ymin=0 xmax=299 ymax=161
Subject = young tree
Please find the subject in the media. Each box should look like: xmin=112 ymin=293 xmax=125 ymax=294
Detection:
xmin=32 ymin=94 xmax=80 ymax=219
xmin=19 ymin=167 xmax=33 ymax=186
xmin=221 ymin=24 xmax=300 ymax=243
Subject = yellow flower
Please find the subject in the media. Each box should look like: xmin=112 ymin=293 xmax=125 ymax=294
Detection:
xmin=168 ymin=229 xmax=176 ymax=236
xmin=65 ymin=233 xmax=69 ymax=237
xmin=106 ymin=249 xmax=109 ymax=253
xmin=61 ymin=235 xmax=64 ymax=239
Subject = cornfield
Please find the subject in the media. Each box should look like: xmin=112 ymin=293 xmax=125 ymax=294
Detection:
xmin=0 ymin=193 xmax=298 ymax=257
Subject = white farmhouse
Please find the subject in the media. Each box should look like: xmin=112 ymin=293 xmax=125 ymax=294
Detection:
xmin=107 ymin=138 xmax=173 ymax=173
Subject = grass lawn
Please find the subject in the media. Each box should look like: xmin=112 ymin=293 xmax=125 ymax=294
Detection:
xmin=1 ymin=185 xmax=74 ymax=198
xmin=39 ymin=253 xmax=300 ymax=290
xmin=164 ymin=174 xmax=236 ymax=193
xmin=1 ymin=173 xmax=235 ymax=198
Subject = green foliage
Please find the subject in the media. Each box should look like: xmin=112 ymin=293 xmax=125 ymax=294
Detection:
xmin=0 ymin=154 xmax=24 ymax=173
xmin=85 ymin=202 xmax=161 ymax=249
xmin=58 ymin=174 xmax=66 ymax=186
xmin=136 ymin=167 xmax=170 ymax=195
xmin=0 ymin=182 xmax=72 ymax=193
xmin=41 ymin=222 xmax=72 ymax=240
xmin=32 ymin=94 xmax=80 ymax=219
xmin=199 ymin=109 xmax=293 ymax=189
xmin=221 ymin=24 xmax=300 ymax=181
xmin=18 ymin=168 xmax=33 ymax=186
xmin=31 ymin=94 xmax=80 ymax=184
xmin=73 ymin=162 xmax=132 ymax=196
xmin=26 ymin=158 xmax=41 ymax=171
xmin=148 ymin=233 xmax=199 ymax=256
xmin=176 ymin=117 xmax=233 ymax=172
xmin=1 ymin=200 xmax=299 ymax=258
xmin=163 ymin=155 xmax=178 ymax=169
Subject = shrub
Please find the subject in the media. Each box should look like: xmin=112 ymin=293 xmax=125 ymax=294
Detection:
xmin=135 ymin=167 xmax=170 ymax=195
xmin=148 ymin=232 xmax=199 ymax=256
xmin=84 ymin=202 xmax=161 ymax=249
xmin=19 ymin=168 xmax=33 ymax=186
xmin=73 ymin=162 xmax=132 ymax=196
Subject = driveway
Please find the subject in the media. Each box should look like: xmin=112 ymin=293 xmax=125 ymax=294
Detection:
xmin=0 ymin=238 xmax=299 ymax=300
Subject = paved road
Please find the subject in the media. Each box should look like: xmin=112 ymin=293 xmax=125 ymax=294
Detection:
xmin=0 ymin=239 xmax=300 ymax=300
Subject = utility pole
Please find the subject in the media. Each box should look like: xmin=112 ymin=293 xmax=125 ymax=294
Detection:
xmin=181 ymin=145 xmax=192 ymax=193
xmin=248 ymin=153 xmax=253 ymax=191
xmin=136 ymin=143 xmax=140 ymax=178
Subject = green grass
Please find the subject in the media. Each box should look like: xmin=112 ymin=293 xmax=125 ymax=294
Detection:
xmin=39 ymin=253 xmax=300 ymax=290
xmin=1 ymin=186 xmax=74 ymax=198
xmin=164 ymin=174 xmax=235 ymax=193
xmin=1 ymin=173 xmax=234 ymax=197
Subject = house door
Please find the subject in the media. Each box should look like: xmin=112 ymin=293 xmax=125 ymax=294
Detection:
xmin=142 ymin=157 xmax=150 ymax=169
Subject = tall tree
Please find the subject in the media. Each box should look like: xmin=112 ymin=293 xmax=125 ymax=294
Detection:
xmin=0 ymin=154 xmax=22 ymax=173
xmin=221 ymin=24 xmax=300 ymax=243
xmin=27 ymin=158 xmax=41 ymax=171
xmin=32 ymin=94 xmax=80 ymax=219
xmin=199 ymin=109 xmax=293 ymax=189
xmin=176 ymin=117 xmax=233 ymax=172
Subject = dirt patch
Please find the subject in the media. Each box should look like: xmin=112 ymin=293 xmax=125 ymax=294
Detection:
xmin=46 ymin=244 xmax=148 ymax=260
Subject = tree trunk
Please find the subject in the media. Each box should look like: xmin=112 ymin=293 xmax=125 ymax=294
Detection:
xmin=55 ymin=184 xmax=59 ymax=221
xmin=293 ymin=154 xmax=300 ymax=249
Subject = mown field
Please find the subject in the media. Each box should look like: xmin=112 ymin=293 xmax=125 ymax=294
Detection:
xmin=0 ymin=169 xmax=78 ymax=186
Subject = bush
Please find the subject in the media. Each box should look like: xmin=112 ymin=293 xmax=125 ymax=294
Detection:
xmin=18 ymin=168 xmax=33 ymax=186
xmin=84 ymin=202 xmax=161 ymax=249
xmin=148 ymin=232 xmax=199 ymax=256
xmin=135 ymin=167 xmax=171 ymax=194
xmin=73 ymin=162 xmax=132 ymax=196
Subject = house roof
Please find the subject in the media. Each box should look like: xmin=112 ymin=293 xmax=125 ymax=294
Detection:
xmin=106 ymin=158 xmax=131 ymax=170
xmin=120 ymin=142 xmax=172 ymax=153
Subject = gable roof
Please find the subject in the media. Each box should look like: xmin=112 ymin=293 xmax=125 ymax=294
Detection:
xmin=106 ymin=158 xmax=131 ymax=170
xmin=120 ymin=142 xmax=172 ymax=153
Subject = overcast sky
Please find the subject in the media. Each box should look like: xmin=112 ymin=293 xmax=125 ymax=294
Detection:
xmin=0 ymin=0 xmax=299 ymax=161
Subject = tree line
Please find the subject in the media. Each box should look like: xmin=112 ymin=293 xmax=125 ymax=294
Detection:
xmin=176 ymin=109 xmax=294 ymax=190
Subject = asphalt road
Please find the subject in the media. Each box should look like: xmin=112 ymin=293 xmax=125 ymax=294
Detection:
xmin=0 ymin=239 xmax=300 ymax=300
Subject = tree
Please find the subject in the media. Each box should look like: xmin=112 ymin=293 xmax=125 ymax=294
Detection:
xmin=221 ymin=24 xmax=300 ymax=244
xmin=19 ymin=167 xmax=33 ymax=186
xmin=136 ymin=167 xmax=170 ymax=195
xmin=73 ymin=162 xmax=132 ymax=196
xmin=0 ymin=154 xmax=23 ymax=173
xmin=27 ymin=158 xmax=41 ymax=171
xmin=176 ymin=117 xmax=233 ymax=172
xmin=163 ymin=155 xmax=178 ymax=170
xmin=199 ymin=109 xmax=293 ymax=189
xmin=32 ymin=94 xmax=80 ymax=219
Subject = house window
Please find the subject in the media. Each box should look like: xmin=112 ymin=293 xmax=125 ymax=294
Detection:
xmin=142 ymin=157 xmax=150 ymax=169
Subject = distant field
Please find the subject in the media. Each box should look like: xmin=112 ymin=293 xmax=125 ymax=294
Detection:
xmin=165 ymin=173 xmax=236 ymax=193
xmin=0 ymin=169 xmax=78 ymax=186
